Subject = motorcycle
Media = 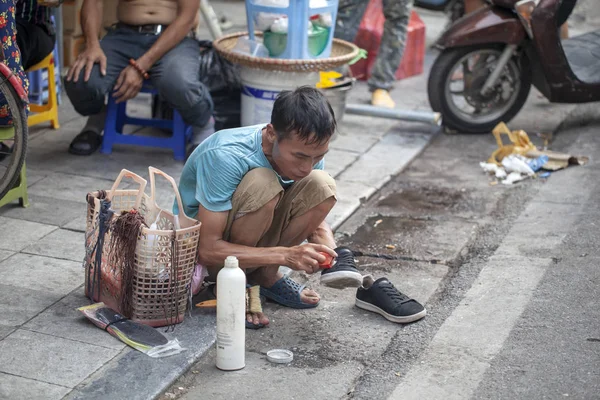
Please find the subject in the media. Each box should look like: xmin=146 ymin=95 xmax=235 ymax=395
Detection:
xmin=427 ymin=0 xmax=600 ymax=133
xmin=415 ymin=0 xmax=466 ymax=27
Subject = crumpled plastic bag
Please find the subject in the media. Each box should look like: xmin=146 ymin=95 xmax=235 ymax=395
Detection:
xmin=502 ymin=155 xmax=535 ymax=176
xmin=488 ymin=122 xmax=536 ymax=165
xmin=198 ymin=40 xmax=242 ymax=131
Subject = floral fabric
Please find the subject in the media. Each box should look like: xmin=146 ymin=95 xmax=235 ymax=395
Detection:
xmin=0 ymin=0 xmax=28 ymax=126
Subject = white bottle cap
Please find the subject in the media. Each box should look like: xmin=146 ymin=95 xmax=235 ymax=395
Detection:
xmin=224 ymin=256 xmax=239 ymax=268
xmin=266 ymin=349 xmax=293 ymax=364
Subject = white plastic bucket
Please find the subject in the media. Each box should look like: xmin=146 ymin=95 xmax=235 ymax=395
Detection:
xmin=240 ymin=67 xmax=319 ymax=126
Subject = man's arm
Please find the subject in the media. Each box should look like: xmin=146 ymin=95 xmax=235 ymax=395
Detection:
xmin=112 ymin=0 xmax=198 ymax=102
xmin=197 ymin=205 xmax=336 ymax=274
xmin=135 ymin=0 xmax=198 ymax=73
xmin=80 ymin=0 xmax=102 ymax=47
xmin=66 ymin=0 xmax=105 ymax=81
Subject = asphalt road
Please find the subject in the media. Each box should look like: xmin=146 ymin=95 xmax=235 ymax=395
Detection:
xmin=385 ymin=107 xmax=600 ymax=400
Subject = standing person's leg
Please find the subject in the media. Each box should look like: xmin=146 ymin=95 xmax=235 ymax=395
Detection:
xmin=369 ymin=0 xmax=413 ymax=108
xmin=334 ymin=0 xmax=369 ymax=43
xmin=150 ymin=37 xmax=214 ymax=146
xmin=15 ymin=20 xmax=55 ymax=70
xmin=63 ymin=28 xmax=141 ymax=155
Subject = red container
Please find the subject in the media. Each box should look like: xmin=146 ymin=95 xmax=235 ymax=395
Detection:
xmin=350 ymin=1 xmax=425 ymax=82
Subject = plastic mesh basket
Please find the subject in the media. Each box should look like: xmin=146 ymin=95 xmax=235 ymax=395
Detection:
xmin=84 ymin=168 xmax=201 ymax=327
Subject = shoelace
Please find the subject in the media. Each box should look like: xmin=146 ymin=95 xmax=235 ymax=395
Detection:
xmin=379 ymin=281 xmax=411 ymax=304
xmin=336 ymin=250 xmax=357 ymax=268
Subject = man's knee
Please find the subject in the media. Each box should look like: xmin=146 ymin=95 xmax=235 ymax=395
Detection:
xmin=232 ymin=168 xmax=284 ymax=213
xmin=63 ymin=67 xmax=107 ymax=116
xmin=291 ymin=170 xmax=337 ymax=216
xmin=153 ymin=55 xmax=213 ymax=124
xmin=302 ymin=170 xmax=337 ymax=198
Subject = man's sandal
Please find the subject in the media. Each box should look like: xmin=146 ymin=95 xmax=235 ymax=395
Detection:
xmin=260 ymin=276 xmax=319 ymax=309
xmin=246 ymin=285 xmax=266 ymax=330
xmin=194 ymin=284 xmax=266 ymax=329
xmin=69 ymin=130 xmax=102 ymax=156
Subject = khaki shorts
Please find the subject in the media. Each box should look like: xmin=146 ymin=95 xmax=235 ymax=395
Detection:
xmin=223 ymin=168 xmax=337 ymax=248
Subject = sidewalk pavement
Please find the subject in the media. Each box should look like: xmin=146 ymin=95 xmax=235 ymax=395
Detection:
xmin=0 ymin=22 xmax=439 ymax=399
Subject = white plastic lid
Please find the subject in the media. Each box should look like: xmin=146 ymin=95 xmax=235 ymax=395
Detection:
xmin=266 ymin=349 xmax=293 ymax=364
xmin=224 ymin=256 xmax=239 ymax=268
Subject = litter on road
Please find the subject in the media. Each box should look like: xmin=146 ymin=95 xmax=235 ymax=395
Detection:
xmin=480 ymin=123 xmax=589 ymax=185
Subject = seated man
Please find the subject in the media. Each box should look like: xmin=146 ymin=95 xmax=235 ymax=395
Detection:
xmin=177 ymin=86 xmax=363 ymax=328
xmin=16 ymin=0 xmax=57 ymax=70
xmin=64 ymin=0 xmax=213 ymax=155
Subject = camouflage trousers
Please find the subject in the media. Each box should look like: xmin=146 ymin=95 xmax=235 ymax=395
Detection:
xmin=335 ymin=0 xmax=413 ymax=91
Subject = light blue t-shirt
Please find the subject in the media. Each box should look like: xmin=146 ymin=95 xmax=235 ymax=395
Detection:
xmin=176 ymin=124 xmax=325 ymax=219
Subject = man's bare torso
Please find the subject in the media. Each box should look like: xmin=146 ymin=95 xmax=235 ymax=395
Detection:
xmin=117 ymin=0 xmax=198 ymax=26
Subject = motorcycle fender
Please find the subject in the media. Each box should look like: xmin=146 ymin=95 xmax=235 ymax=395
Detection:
xmin=0 ymin=62 xmax=28 ymax=104
xmin=436 ymin=6 xmax=527 ymax=49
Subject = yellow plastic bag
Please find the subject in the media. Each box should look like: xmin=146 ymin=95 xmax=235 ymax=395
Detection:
xmin=488 ymin=122 xmax=536 ymax=165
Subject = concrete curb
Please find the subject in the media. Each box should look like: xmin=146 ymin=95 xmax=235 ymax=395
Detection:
xmin=328 ymin=129 xmax=437 ymax=230
xmin=65 ymin=313 xmax=216 ymax=400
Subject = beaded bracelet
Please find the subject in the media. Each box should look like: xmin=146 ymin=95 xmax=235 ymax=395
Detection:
xmin=129 ymin=59 xmax=150 ymax=80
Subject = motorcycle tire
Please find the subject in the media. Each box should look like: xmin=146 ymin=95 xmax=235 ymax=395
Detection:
xmin=428 ymin=45 xmax=532 ymax=133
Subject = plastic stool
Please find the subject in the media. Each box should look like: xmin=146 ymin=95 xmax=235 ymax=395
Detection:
xmin=0 ymin=163 xmax=29 ymax=208
xmin=26 ymin=53 xmax=60 ymax=129
xmin=102 ymin=86 xmax=193 ymax=161
xmin=245 ymin=0 xmax=338 ymax=59
xmin=27 ymin=44 xmax=62 ymax=106
xmin=0 ymin=125 xmax=28 ymax=208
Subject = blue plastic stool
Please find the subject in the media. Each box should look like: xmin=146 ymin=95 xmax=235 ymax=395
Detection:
xmin=245 ymin=0 xmax=338 ymax=59
xmin=101 ymin=85 xmax=193 ymax=161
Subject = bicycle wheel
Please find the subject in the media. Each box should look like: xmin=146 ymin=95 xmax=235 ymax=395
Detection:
xmin=0 ymin=73 xmax=28 ymax=200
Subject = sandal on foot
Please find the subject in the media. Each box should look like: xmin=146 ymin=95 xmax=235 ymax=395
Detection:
xmin=260 ymin=276 xmax=319 ymax=309
xmin=195 ymin=284 xmax=267 ymax=329
xmin=245 ymin=285 xmax=266 ymax=330
xmin=69 ymin=130 xmax=102 ymax=156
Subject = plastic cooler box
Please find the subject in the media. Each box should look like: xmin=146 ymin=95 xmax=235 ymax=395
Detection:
xmin=245 ymin=0 xmax=338 ymax=59
xmin=350 ymin=1 xmax=425 ymax=81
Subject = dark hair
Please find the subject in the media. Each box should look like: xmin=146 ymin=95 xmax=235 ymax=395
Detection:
xmin=270 ymin=86 xmax=337 ymax=145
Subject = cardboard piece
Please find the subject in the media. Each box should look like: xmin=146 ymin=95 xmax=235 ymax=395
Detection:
xmin=62 ymin=35 xmax=86 ymax=68
xmin=526 ymin=148 xmax=589 ymax=171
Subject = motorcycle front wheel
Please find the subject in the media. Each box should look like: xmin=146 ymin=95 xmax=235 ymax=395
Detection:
xmin=428 ymin=45 xmax=532 ymax=133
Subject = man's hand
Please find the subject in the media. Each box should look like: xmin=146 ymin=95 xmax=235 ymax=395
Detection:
xmin=286 ymin=243 xmax=338 ymax=274
xmin=66 ymin=45 xmax=106 ymax=83
xmin=112 ymin=66 xmax=144 ymax=104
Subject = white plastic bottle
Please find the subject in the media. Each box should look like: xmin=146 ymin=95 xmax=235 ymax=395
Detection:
xmin=216 ymin=256 xmax=246 ymax=371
